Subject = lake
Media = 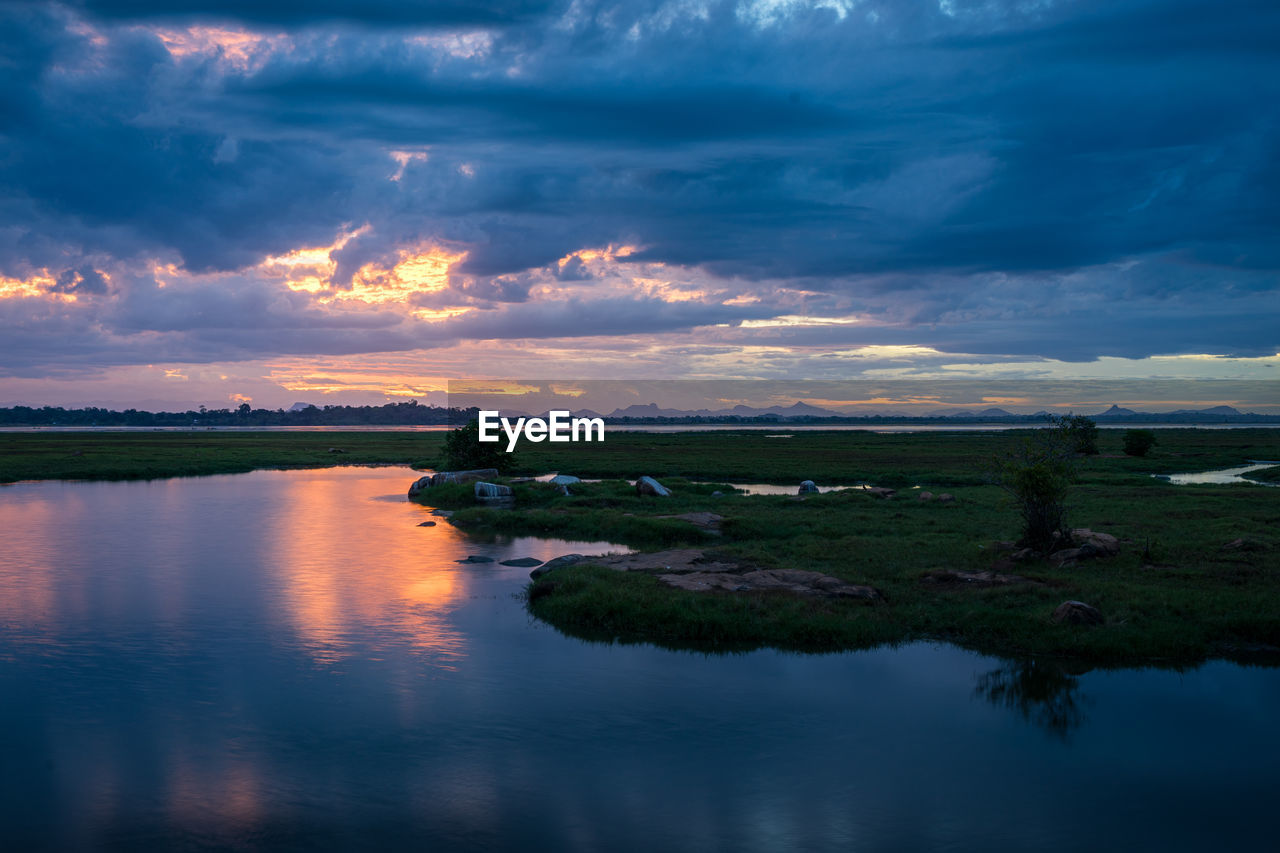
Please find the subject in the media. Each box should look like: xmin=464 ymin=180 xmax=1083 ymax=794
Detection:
xmin=1 ymin=467 xmax=1277 ymax=851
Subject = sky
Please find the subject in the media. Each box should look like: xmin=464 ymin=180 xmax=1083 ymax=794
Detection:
xmin=0 ymin=0 xmax=1277 ymax=411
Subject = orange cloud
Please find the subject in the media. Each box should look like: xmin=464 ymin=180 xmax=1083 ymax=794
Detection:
xmin=152 ymin=26 xmax=289 ymax=71
xmin=0 ymin=271 xmax=77 ymax=302
xmin=340 ymin=245 xmax=467 ymax=305
xmin=267 ymin=362 xmax=447 ymax=398
xmin=556 ymin=244 xmax=639 ymax=267
xmin=388 ymin=149 xmax=429 ymax=181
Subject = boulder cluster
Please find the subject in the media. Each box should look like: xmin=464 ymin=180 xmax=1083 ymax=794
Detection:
xmin=407 ymin=468 xmax=499 ymax=498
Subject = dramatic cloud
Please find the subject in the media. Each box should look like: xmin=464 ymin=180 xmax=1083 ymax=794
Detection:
xmin=0 ymin=0 xmax=1276 ymax=405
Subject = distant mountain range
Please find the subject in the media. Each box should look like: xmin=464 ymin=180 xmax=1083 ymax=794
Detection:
xmin=506 ymin=401 xmax=1277 ymax=423
xmin=600 ymin=401 xmax=845 ymax=419
xmin=276 ymin=399 xmax=1269 ymax=424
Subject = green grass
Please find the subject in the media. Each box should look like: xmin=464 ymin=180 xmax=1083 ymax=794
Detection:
xmin=3 ymin=425 xmax=1271 ymax=483
xmin=513 ymin=476 xmax=1280 ymax=663
xmin=0 ymin=431 xmax=446 ymax=482
xmin=511 ymin=427 xmax=1280 ymax=485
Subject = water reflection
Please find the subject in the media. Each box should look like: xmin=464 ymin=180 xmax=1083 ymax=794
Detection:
xmin=974 ymin=659 xmax=1089 ymax=740
xmin=265 ymin=470 xmax=469 ymax=667
xmin=1156 ymin=461 xmax=1280 ymax=485
xmin=1 ymin=468 xmax=1278 ymax=851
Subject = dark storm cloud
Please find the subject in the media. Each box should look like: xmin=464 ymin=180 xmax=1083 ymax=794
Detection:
xmin=0 ymin=0 xmax=1276 ymax=370
xmin=62 ymin=1 xmax=555 ymax=27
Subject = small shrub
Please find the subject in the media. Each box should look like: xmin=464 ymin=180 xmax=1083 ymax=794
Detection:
xmin=1123 ymin=429 xmax=1158 ymax=457
xmin=440 ymin=419 xmax=516 ymax=472
xmin=993 ymin=426 xmax=1079 ymax=551
xmin=1056 ymin=414 xmax=1099 ymax=455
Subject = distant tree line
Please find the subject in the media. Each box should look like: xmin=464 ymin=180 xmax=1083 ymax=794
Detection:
xmin=0 ymin=401 xmax=463 ymax=426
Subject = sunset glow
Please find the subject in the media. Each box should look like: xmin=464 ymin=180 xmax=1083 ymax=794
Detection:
xmin=0 ymin=0 xmax=1273 ymax=409
xmin=3 ymin=4 xmax=1280 ymax=848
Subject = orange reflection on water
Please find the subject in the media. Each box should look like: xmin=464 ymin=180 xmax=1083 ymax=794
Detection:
xmin=0 ymin=490 xmax=68 ymax=627
xmin=165 ymin=748 xmax=263 ymax=829
xmin=262 ymin=469 xmax=468 ymax=669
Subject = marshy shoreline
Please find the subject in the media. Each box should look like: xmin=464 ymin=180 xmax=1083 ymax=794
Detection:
xmin=412 ymin=428 xmax=1280 ymax=667
xmin=3 ymin=427 xmax=1278 ymax=667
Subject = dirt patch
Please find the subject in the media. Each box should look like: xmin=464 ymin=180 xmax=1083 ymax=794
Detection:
xmin=659 ymin=568 xmax=881 ymax=600
xmin=554 ymin=548 xmax=883 ymax=601
xmin=591 ymin=548 xmax=740 ymax=573
xmin=920 ymin=569 xmax=1042 ymax=587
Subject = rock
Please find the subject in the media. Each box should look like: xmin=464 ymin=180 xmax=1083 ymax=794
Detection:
xmin=1048 ymin=530 xmax=1120 ymax=565
xmin=711 ymin=490 xmax=724 ymax=497
xmin=499 ymin=557 xmax=544 ymax=568
xmin=474 ymin=481 xmax=513 ymax=498
xmin=635 ymin=475 xmax=672 ymax=497
xmin=549 ymin=474 xmax=581 ymax=485
xmin=655 ymin=512 xmax=724 ymax=531
xmin=408 ymin=468 xmax=501 ymax=498
xmin=475 ymin=481 xmax=515 ymax=507
xmin=867 ymin=487 xmax=896 ymax=499
xmin=993 ymin=541 xmax=1017 ymax=553
xmin=798 ymin=480 xmax=818 ymax=494
xmin=1070 ymin=528 xmax=1119 ymax=556
xmin=417 ymin=521 xmax=436 ymax=527
xmin=530 ymin=554 xmax=588 ymax=578
xmin=937 ymin=493 xmax=955 ymax=503
xmin=1049 ymin=547 xmax=1083 ymax=566
xmin=657 ymin=572 xmax=746 ymax=592
xmin=1011 ymin=547 xmax=1040 ymax=562
xmin=327 ymin=447 xmax=346 ymax=454
xmin=456 ymin=555 xmax=496 ymax=564
xmin=587 ymin=549 xmax=738 ymax=574
xmin=918 ymin=491 xmax=934 ymax=501
xmin=431 ymin=509 xmax=453 ymax=518
xmin=1051 ymin=600 xmax=1104 ymax=625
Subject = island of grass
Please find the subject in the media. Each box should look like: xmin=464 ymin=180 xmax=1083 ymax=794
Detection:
xmin=412 ymin=428 xmax=1280 ymax=666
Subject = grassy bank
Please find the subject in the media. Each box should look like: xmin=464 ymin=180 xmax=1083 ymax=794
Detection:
xmin=0 ymin=431 xmax=445 ymax=482
xmin=413 ymin=429 xmax=1280 ymax=665
xmin=2 ymin=426 xmax=1272 ymax=483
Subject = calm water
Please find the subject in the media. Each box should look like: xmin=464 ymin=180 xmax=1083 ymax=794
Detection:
xmin=1 ymin=467 xmax=1277 ymax=851
xmin=1157 ymin=461 xmax=1280 ymax=485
